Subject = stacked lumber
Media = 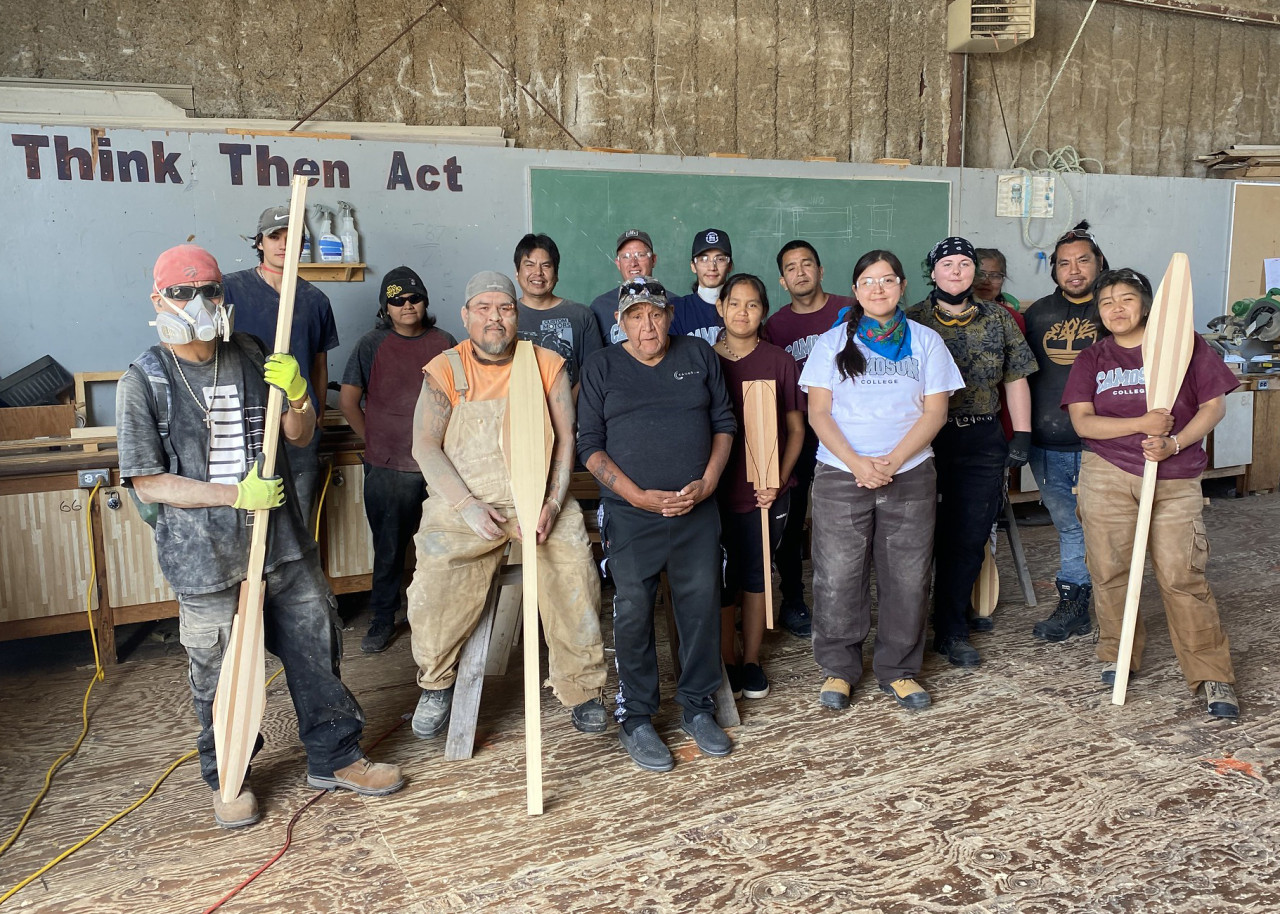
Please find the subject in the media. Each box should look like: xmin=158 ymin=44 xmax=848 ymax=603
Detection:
xmin=1196 ymin=146 xmax=1280 ymax=178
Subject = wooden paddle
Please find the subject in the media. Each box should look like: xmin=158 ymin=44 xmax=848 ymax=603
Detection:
xmin=1112 ymin=253 xmax=1196 ymax=706
xmin=971 ymin=543 xmax=999 ymax=620
xmin=502 ymin=340 xmax=552 ymax=815
xmin=212 ymin=175 xmax=308 ymax=802
xmin=742 ymin=379 xmax=780 ymax=628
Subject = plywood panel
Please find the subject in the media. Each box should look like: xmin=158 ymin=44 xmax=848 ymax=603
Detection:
xmin=1227 ymin=182 xmax=1280 ymax=307
xmin=0 ymin=488 xmax=97 ymax=622
xmin=323 ymin=463 xmax=376 ymax=578
xmin=100 ymin=487 xmax=173 ymax=607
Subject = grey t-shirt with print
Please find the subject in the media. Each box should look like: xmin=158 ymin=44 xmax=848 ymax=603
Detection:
xmin=517 ymin=298 xmax=603 ymax=386
xmin=116 ymin=337 xmax=315 ymax=595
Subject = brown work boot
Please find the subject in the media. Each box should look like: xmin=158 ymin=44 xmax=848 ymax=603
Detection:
xmin=212 ymin=784 xmax=260 ymax=829
xmin=307 ymin=757 xmax=405 ymax=796
xmin=880 ymin=678 xmax=931 ymax=710
xmin=819 ymin=677 xmax=851 ymax=710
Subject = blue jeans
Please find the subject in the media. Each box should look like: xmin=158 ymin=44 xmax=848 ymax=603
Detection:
xmin=1028 ymin=446 xmax=1090 ymax=586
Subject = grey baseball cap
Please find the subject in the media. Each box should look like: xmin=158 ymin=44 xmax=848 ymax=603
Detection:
xmin=615 ymin=228 xmax=654 ymax=252
xmin=255 ymin=205 xmax=293 ymax=236
xmin=464 ymin=270 xmax=517 ymax=304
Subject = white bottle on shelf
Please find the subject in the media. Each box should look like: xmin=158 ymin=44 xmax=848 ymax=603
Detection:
xmin=338 ymin=201 xmax=360 ymax=264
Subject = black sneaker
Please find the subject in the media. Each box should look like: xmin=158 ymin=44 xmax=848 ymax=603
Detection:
xmin=725 ymin=663 xmax=743 ymax=700
xmin=780 ymin=600 xmax=812 ymax=638
xmin=681 ymin=712 xmax=733 ymax=757
xmin=360 ymin=619 xmax=397 ymax=653
xmin=741 ymin=663 xmax=770 ymax=699
xmin=618 ymin=721 xmax=674 ymax=771
xmin=935 ymin=635 xmax=981 ymax=667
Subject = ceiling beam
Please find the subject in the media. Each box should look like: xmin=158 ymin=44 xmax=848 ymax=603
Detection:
xmin=1096 ymin=0 xmax=1280 ymax=29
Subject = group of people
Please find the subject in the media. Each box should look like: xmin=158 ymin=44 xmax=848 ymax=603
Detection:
xmin=115 ymin=207 xmax=1242 ymax=829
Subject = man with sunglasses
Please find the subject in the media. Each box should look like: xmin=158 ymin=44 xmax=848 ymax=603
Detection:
xmin=590 ymin=228 xmax=659 ymax=347
xmin=340 ymin=267 xmax=456 ymax=653
xmin=1023 ymin=220 xmax=1107 ymax=643
xmin=117 ymin=245 xmax=403 ymax=830
xmin=667 ymin=228 xmax=731 ymax=344
xmin=577 ymin=277 xmax=736 ymax=771
xmin=224 ymin=204 xmax=340 ymax=530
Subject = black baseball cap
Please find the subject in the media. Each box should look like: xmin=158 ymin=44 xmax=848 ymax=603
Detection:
xmin=691 ymin=228 xmax=731 ymax=259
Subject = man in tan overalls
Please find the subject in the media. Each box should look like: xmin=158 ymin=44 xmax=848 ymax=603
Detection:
xmin=406 ymin=271 xmax=608 ymax=739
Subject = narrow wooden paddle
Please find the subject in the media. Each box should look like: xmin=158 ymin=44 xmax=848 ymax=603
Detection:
xmin=503 ymin=340 xmax=552 ymax=814
xmin=1112 ymin=253 xmax=1195 ymax=706
xmin=971 ymin=544 xmax=999 ymax=620
xmin=743 ymin=379 xmax=780 ymax=628
xmin=213 ymin=175 xmax=308 ymax=802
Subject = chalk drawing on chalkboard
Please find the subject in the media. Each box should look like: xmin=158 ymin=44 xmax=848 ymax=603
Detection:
xmin=746 ymin=206 xmax=853 ymax=239
xmin=866 ymin=205 xmax=894 ymax=238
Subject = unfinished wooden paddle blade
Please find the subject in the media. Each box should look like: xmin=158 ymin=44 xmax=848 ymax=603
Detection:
xmin=971 ymin=546 xmax=999 ymax=618
xmin=213 ymin=580 xmax=267 ymax=803
xmin=742 ymin=380 xmax=780 ymax=489
xmin=505 ymin=341 xmax=548 ymax=815
xmin=1142 ymin=253 xmax=1194 ymax=413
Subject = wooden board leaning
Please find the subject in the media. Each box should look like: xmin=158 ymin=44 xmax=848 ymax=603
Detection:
xmin=742 ymin=379 xmax=780 ymax=629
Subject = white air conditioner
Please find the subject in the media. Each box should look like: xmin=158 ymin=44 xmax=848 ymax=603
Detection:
xmin=947 ymin=0 xmax=1035 ymax=54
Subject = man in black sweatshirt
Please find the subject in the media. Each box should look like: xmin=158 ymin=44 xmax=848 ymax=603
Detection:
xmin=577 ymin=276 xmax=736 ymax=773
xmin=1022 ymin=222 xmax=1107 ymax=642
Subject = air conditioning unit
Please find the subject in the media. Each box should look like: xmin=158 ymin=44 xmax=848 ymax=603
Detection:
xmin=947 ymin=0 xmax=1035 ymax=53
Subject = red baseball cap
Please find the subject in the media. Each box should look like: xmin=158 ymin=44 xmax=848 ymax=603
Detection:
xmin=153 ymin=244 xmax=222 ymax=291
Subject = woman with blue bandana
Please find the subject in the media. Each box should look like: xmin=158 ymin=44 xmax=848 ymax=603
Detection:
xmin=799 ymin=251 xmax=964 ymax=711
xmin=907 ymin=237 xmax=1038 ymax=669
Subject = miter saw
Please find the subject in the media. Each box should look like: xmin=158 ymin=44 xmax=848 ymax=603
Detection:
xmin=1206 ymin=289 xmax=1280 ymax=371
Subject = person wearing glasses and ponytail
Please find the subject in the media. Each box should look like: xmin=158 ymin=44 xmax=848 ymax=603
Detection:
xmin=800 ymin=251 xmax=963 ymax=710
xmin=907 ymin=237 xmax=1037 ymax=668
xmin=1063 ymin=268 xmax=1240 ymax=718
xmin=340 ymin=268 xmax=456 ymax=653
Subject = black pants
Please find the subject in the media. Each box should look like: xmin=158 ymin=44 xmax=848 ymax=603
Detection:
xmin=604 ymin=498 xmax=722 ymax=720
xmin=774 ymin=429 xmax=818 ymax=605
xmin=931 ymin=419 xmax=1008 ymax=642
xmin=363 ymin=464 xmax=427 ymax=626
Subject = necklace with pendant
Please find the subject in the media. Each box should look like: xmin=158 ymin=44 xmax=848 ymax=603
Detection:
xmin=716 ymin=335 xmax=759 ymax=361
xmin=168 ymin=344 xmax=220 ymax=429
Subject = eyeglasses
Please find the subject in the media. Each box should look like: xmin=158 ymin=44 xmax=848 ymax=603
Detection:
xmin=161 ymin=282 xmax=223 ymax=301
xmin=975 ymin=271 xmax=1006 ymax=281
xmin=617 ymin=251 xmax=654 ymax=262
xmin=694 ymin=254 xmax=730 ymax=266
xmin=389 ymin=294 xmax=426 ymax=307
xmin=855 ymin=276 xmax=903 ymax=290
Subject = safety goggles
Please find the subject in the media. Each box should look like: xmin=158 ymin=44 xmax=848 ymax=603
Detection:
xmin=160 ymin=282 xmax=224 ymax=301
xmin=1055 ymin=227 xmax=1096 ymax=246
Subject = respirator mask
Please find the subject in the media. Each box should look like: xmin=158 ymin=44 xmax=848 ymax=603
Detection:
xmin=152 ymin=282 xmax=234 ymax=345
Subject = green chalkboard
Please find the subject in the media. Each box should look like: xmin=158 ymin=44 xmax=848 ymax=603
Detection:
xmin=530 ymin=167 xmax=951 ymax=308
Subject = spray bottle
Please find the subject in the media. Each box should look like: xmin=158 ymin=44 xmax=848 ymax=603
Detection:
xmin=338 ymin=201 xmax=360 ymax=264
xmin=298 ymin=208 xmax=313 ymax=263
xmin=315 ymin=205 xmax=344 ymax=263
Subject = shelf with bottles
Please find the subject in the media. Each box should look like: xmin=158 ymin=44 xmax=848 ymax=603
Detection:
xmin=297 ymin=262 xmax=367 ymax=282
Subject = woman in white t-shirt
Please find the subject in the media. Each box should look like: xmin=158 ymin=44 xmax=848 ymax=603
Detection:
xmin=799 ymin=250 xmax=964 ymax=712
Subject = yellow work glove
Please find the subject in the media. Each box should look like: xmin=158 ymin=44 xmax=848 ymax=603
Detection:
xmin=264 ymin=353 xmax=307 ymax=402
xmin=233 ymin=456 xmax=285 ymax=510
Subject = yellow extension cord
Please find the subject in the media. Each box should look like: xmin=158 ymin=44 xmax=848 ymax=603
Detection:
xmin=0 ymin=482 xmax=286 ymax=906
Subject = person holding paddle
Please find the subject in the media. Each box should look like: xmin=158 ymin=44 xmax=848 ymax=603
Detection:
xmin=801 ymin=251 xmax=963 ymax=710
xmin=405 ymin=271 xmax=608 ymax=742
xmin=712 ymin=273 xmax=805 ymax=702
xmin=117 ymin=245 xmax=403 ymax=830
xmin=1063 ymin=267 xmax=1240 ymax=718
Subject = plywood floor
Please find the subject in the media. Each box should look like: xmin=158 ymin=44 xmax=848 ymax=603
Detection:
xmin=1 ymin=493 xmax=1278 ymax=914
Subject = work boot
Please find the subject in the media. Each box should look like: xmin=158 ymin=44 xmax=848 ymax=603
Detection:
xmin=819 ymin=676 xmax=851 ymax=710
xmin=212 ymin=784 xmax=260 ymax=829
xmin=571 ymin=698 xmax=609 ymax=733
xmin=308 ymin=757 xmax=405 ymax=796
xmin=935 ymin=635 xmax=981 ymax=667
xmin=360 ymin=618 xmax=397 ymax=653
xmin=880 ymin=678 xmax=931 ymax=710
xmin=412 ymin=685 xmax=454 ymax=739
xmin=1032 ymin=581 xmax=1093 ymax=642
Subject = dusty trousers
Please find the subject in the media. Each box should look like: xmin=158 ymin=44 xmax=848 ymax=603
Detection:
xmin=1077 ymin=452 xmax=1233 ymax=692
xmin=406 ymin=395 xmax=605 ymax=707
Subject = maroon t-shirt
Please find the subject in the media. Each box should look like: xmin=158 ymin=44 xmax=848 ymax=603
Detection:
xmin=342 ymin=326 xmax=456 ymax=471
xmin=717 ymin=340 xmax=806 ymax=513
xmin=1061 ymin=334 xmax=1238 ymax=479
xmin=761 ymin=294 xmax=856 ymax=371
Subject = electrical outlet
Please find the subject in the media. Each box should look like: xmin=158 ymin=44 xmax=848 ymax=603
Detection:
xmin=79 ymin=469 xmax=110 ymax=489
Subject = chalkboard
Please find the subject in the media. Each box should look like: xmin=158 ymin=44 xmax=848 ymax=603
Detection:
xmin=530 ymin=168 xmax=951 ymax=307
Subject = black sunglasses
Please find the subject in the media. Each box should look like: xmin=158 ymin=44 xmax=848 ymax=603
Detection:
xmin=161 ymin=282 xmax=223 ymax=301
xmin=388 ymin=294 xmax=426 ymax=306
xmin=619 ymin=278 xmax=667 ymax=297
